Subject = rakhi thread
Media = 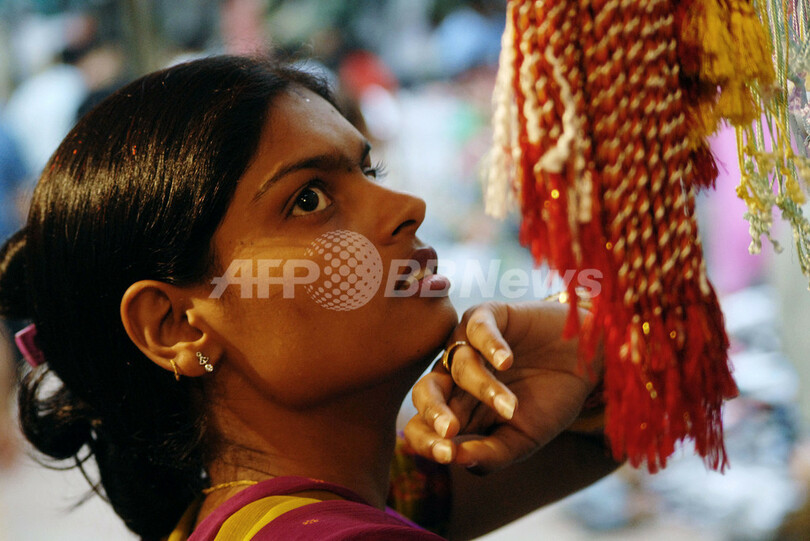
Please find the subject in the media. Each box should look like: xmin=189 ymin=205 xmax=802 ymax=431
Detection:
xmin=484 ymin=0 xmax=770 ymax=472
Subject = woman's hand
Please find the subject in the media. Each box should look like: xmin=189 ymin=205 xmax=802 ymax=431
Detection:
xmin=404 ymin=300 xmax=602 ymax=473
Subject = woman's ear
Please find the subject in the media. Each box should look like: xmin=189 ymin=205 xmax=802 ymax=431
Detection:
xmin=120 ymin=280 xmax=221 ymax=379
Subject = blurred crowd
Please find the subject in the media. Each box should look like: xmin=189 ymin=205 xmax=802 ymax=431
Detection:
xmin=0 ymin=0 xmax=509 ymax=243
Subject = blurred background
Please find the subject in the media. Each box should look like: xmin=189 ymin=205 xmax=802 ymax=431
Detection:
xmin=1 ymin=1 xmax=809 ymax=539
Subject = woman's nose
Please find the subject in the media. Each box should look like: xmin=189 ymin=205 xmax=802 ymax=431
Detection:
xmin=369 ymin=186 xmax=426 ymax=245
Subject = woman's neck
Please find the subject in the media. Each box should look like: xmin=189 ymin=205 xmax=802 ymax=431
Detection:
xmin=202 ymin=371 xmax=415 ymax=513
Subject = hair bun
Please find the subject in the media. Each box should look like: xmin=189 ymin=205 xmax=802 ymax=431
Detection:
xmin=19 ymin=372 xmax=97 ymax=460
xmin=0 ymin=229 xmax=30 ymax=320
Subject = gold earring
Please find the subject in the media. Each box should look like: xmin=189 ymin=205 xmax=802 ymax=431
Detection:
xmin=169 ymin=359 xmax=181 ymax=381
xmin=196 ymin=351 xmax=214 ymax=373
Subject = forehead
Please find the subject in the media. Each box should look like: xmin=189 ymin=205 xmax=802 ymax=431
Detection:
xmin=261 ymin=87 xmax=361 ymax=159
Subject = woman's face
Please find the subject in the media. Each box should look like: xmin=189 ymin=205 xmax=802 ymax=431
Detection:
xmin=196 ymin=87 xmax=458 ymax=407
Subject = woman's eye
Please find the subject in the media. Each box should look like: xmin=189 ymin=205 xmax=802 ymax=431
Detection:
xmin=291 ymin=185 xmax=332 ymax=216
xmin=364 ymin=160 xmax=388 ymax=181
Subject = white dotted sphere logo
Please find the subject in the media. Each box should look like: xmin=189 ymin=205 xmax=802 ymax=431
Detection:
xmin=305 ymin=230 xmax=383 ymax=311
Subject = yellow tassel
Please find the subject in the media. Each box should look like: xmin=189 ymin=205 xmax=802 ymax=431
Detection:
xmin=684 ymin=100 xmax=720 ymax=143
xmin=736 ymin=176 xmax=764 ymax=212
xmin=684 ymin=104 xmax=708 ymax=149
xmin=798 ymin=161 xmax=810 ymax=185
xmin=681 ymin=0 xmax=736 ymax=83
xmin=693 ymin=99 xmax=721 ymax=138
xmin=687 ymin=130 xmax=707 ymax=151
xmin=786 ymin=176 xmax=807 ymax=205
xmin=727 ymin=0 xmax=775 ymax=85
xmin=717 ymin=84 xmax=759 ymax=126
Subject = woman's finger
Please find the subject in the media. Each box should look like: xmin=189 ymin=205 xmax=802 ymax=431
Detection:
xmin=454 ymin=426 xmax=538 ymax=474
xmin=449 ymin=392 xmax=499 ymax=435
xmin=449 ymin=344 xmax=517 ymax=421
xmin=402 ymin=413 xmax=456 ymax=464
xmin=410 ymin=369 xmax=461 ymax=439
xmin=463 ymin=303 xmax=513 ymax=370
xmin=447 ymin=386 xmax=479 ymax=427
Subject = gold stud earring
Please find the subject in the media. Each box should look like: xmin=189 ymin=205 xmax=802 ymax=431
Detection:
xmin=196 ymin=352 xmax=214 ymax=373
xmin=169 ymin=359 xmax=181 ymax=381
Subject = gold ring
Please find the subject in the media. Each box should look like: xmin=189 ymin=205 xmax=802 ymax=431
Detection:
xmin=441 ymin=340 xmax=468 ymax=372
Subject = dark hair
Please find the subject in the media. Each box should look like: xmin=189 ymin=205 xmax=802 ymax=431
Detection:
xmin=0 ymin=56 xmax=333 ymax=540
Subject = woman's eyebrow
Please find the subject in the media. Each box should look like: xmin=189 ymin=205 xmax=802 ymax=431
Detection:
xmin=251 ymin=140 xmax=372 ymax=204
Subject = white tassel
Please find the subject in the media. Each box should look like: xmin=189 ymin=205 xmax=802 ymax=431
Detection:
xmin=485 ymin=1 xmax=519 ymax=219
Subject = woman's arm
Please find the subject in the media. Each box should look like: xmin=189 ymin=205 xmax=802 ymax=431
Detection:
xmin=446 ymin=432 xmax=619 ymax=540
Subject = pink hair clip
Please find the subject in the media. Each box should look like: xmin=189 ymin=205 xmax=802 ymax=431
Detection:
xmin=14 ymin=324 xmax=46 ymax=368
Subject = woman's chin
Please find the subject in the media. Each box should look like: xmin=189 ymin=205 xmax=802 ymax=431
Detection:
xmin=409 ymin=299 xmax=460 ymax=367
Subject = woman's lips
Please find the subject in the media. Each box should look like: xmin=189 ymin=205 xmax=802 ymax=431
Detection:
xmin=393 ymin=246 xmax=451 ymax=295
xmin=417 ymin=273 xmax=451 ymax=293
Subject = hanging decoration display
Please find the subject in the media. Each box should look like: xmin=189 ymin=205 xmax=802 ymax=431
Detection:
xmin=484 ymin=0 xmax=784 ymax=471
xmin=735 ymin=0 xmax=810 ymax=281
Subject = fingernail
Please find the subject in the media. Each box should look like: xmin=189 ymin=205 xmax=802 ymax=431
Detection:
xmin=493 ymin=349 xmax=510 ymax=369
xmin=433 ymin=440 xmax=453 ymax=463
xmin=494 ymin=393 xmax=517 ymax=420
xmin=464 ymin=461 xmax=478 ymax=469
xmin=435 ymin=415 xmax=451 ymax=438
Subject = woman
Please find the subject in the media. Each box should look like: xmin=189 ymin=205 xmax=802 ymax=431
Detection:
xmin=0 ymin=56 xmax=614 ymax=540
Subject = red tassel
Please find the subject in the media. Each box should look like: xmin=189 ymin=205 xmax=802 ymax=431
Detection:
xmin=497 ymin=0 xmax=737 ymax=473
xmin=691 ymin=143 xmax=720 ymax=189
